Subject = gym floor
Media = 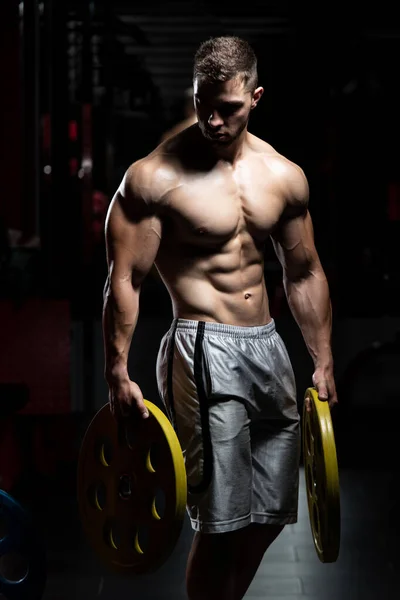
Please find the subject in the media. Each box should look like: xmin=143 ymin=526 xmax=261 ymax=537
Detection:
xmin=15 ymin=460 xmax=399 ymax=600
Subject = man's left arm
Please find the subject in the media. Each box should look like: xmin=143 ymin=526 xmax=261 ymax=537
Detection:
xmin=270 ymin=168 xmax=337 ymax=410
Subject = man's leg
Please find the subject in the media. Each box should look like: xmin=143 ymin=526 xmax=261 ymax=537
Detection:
xmin=233 ymin=523 xmax=284 ymax=599
xmin=186 ymin=523 xmax=284 ymax=600
xmin=186 ymin=530 xmax=236 ymax=600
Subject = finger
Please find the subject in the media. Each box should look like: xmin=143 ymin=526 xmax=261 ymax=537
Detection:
xmin=311 ymin=373 xmax=319 ymax=389
xmin=134 ymin=399 xmax=149 ymax=420
xmin=316 ymin=383 xmax=328 ymax=401
xmin=141 ymin=405 xmax=150 ymax=419
xmin=131 ymin=384 xmax=149 ymax=419
xmin=120 ymin=398 xmax=149 ymax=420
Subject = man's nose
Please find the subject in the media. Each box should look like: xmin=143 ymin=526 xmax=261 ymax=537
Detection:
xmin=208 ymin=112 xmax=223 ymax=128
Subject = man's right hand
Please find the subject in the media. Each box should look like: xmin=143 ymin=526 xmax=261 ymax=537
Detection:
xmin=108 ymin=378 xmax=149 ymax=420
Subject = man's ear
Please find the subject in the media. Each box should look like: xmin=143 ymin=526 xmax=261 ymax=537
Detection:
xmin=251 ymin=86 xmax=264 ymax=109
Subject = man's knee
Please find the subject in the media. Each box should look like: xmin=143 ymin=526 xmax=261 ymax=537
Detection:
xmin=186 ymin=525 xmax=285 ymax=600
xmin=247 ymin=523 xmax=285 ymax=556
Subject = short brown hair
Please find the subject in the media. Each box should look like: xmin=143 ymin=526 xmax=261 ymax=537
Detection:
xmin=193 ymin=36 xmax=258 ymax=93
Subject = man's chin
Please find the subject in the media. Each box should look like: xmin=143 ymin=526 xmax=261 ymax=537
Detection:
xmin=208 ymin=134 xmax=232 ymax=145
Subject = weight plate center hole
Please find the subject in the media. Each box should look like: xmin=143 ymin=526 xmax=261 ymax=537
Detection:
xmin=119 ymin=474 xmax=134 ymax=500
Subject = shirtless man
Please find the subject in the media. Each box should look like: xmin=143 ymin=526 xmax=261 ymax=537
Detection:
xmin=103 ymin=35 xmax=338 ymax=600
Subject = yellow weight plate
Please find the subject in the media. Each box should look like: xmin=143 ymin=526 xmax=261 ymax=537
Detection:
xmin=302 ymin=387 xmax=340 ymax=563
xmin=77 ymin=400 xmax=187 ymax=575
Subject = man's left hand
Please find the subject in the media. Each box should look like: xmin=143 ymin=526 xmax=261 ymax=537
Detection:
xmin=305 ymin=366 xmax=338 ymax=412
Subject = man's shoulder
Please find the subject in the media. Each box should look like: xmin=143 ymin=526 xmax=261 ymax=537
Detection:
xmin=122 ymin=152 xmax=180 ymax=206
xmin=250 ymin=135 xmax=303 ymax=177
xmin=250 ymin=135 xmax=309 ymax=207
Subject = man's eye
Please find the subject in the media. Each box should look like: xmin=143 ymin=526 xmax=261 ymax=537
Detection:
xmin=220 ymin=105 xmax=236 ymax=115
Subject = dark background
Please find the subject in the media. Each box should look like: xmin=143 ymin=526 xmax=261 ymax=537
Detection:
xmin=0 ymin=1 xmax=399 ymax=598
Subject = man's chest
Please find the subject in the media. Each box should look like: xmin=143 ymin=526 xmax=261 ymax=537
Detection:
xmin=163 ymin=168 xmax=285 ymax=245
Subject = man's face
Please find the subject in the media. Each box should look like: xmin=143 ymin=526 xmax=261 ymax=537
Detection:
xmin=193 ymin=76 xmax=262 ymax=146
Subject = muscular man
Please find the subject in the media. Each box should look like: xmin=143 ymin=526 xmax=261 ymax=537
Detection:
xmin=103 ymin=35 xmax=337 ymax=600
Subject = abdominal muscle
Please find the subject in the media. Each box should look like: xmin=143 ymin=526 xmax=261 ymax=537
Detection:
xmin=155 ymin=235 xmax=273 ymax=327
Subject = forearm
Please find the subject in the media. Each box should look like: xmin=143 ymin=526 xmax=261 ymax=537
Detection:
xmin=283 ymin=266 xmax=332 ymax=368
xmin=102 ymin=275 xmax=140 ymax=381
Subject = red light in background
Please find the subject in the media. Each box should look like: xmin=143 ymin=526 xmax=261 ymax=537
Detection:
xmin=68 ymin=120 xmax=78 ymax=142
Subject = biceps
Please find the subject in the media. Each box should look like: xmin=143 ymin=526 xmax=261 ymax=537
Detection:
xmin=271 ymin=211 xmax=318 ymax=278
xmin=105 ymin=199 xmax=161 ymax=287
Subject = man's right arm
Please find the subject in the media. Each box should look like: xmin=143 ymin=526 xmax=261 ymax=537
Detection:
xmin=103 ymin=163 xmax=162 ymax=412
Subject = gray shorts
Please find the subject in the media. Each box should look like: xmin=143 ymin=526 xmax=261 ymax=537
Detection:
xmin=156 ymin=318 xmax=300 ymax=534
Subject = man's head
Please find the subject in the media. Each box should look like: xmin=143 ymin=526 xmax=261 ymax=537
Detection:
xmin=193 ymin=36 xmax=263 ymax=145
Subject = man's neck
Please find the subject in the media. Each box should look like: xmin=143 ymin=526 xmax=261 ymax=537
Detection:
xmin=206 ymin=129 xmax=248 ymax=166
